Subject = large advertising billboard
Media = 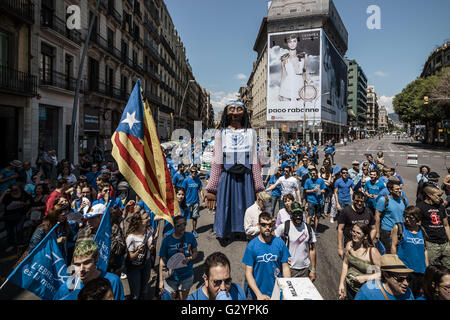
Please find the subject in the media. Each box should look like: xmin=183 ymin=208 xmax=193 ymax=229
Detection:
xmin=321 ymin=32 xmax=348 ymax=125
xmin=267 ymin=29 xmax=321 ymax=122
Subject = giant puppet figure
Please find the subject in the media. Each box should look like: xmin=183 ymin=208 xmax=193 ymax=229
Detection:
xmin=205 ymin=101 xmax=265 ymax=243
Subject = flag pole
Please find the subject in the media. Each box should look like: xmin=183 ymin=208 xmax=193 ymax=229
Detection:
xmin=69 ymin=0 xmax=102 ymax=165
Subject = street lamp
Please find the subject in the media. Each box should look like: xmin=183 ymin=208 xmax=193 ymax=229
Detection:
xmin=179 ymin=79 xmax=195 ymax=128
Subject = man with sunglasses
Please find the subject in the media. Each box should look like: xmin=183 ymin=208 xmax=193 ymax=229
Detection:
xmin=337 ymin=191 xmax=376 ymax=259
xmin=355 ymin=254 xmax=414 ymax=300
xmin=275 ymin=202 xmax=317 ymax=281
xmin=416 ymin=185 xmax=450 ymax=269
xmin=334 ymin=168 xmax=355 ymax=222
xmin=187 ymin=252 xmax=246 ymax=300
xmin=242 ymin=212 xmax=291 ymax=300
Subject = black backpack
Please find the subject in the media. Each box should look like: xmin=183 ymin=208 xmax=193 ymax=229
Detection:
xmin=281 ymin=220 xmax=313 ymax=249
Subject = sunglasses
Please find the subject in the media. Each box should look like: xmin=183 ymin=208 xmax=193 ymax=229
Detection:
xmin=211 ymin=277 xmax=232 ymax=287
xmin=404 ymin=215 xmax=417 ymax=221
xmin=228 ymin=106 xmax=244 ymax=112
xmin=391 ymin=274 xmax=410 ymax=283
xmin=259 ymin=222 xmax=273 ymax=228
xmin=176 ymin=222 xmax=187 ymax=228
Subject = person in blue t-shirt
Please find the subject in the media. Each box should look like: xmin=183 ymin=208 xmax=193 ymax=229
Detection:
xmin=355 ymin=254 xmax=414 ymax=300
xmin=0 ymin=162 xmax=19 ymax=193
xmin=390 ymin=206 xmax=428 ymax=298
xmin=85 ymin=164 xmax=102 ymax=191
xmin=187 ymin=252 xmax=246 ymax=300
xmin=375 ymin=180 xmax=408 ymax=254
xmin=172 ymin=164 xmax=186 ymax=188
xmin=53 ymin=240 xmax=125 ymax=300
xmin=181 ymin=167 xmax=204 ymax=238
xmin=334 ymin=168 xmax=354 ymax=216
xmin=364 ymin=170 xmax=386 ymax=214
xmin=163 ymin=187 xmax=191 ymax=238
xmin=242 ymin=212 xmax=291 ymax=300
xmin=92 ymin=184 xmax=124 ymax=211
xmin=304 ymin=168 xmax=326 ymax=235
xmin=267 ymin=168 xmax=283 ymax=216
xmin=159 ymin=216 xmax=198 ymax=300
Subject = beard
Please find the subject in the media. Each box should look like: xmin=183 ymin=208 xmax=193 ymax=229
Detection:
xmin=227 ymin=113 xmax=243 ymax=125
xmin=207 ymin=285 xmax=219 ymax=300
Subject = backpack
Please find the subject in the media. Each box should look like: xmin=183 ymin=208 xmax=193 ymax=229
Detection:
xmin=383 ymin=195 xmax=406 ymax=242
xmin=281 ymin=220 xmax=313 ymax=250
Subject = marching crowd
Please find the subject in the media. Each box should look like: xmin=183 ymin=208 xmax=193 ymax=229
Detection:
xmin=0 ymin=136 xmax=449 ymax=301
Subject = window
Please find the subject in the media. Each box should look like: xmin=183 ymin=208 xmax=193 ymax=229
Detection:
xmin=40 ymin=42 xmax=54 ymax=84
xmin=88 ymin=57 xmax=99 ymax=90
xmin=0 ymin=32 xmax=9 ymax=67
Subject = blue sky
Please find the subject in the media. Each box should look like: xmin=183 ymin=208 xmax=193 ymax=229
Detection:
xmin=164 ymin=0 xmax=450 ymax=116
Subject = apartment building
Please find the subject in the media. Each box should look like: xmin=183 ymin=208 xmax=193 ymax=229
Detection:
xmin=1 ymin=0 xmax=208 ymax=165
xmin=366 ymin=85 xmax=379 ymax=132
xmin=0 ymin=0 xmax=37 ymax=167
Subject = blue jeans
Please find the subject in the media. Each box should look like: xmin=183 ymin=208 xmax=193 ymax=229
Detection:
xmin=126 ymin=258 xmax=152 ymax=300
xmin=271 ymin=195 xmax=281 ymax=217
xmin=337 ymin=200 xmax=352 ymax=219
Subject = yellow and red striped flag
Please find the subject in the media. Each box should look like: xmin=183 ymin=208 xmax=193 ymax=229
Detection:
xmin=111 ymin=79 xmax=179 ymax=225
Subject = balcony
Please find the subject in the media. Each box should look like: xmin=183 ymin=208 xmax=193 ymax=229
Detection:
xmin=0 ymin=0 xmax=35 ymax=24
xmin=144 ymin=15 xmax=159 ymax=38
xmin=143 ymin=65 xmax=160 ymax=82
xmin=39 ymin=69 xmax=79 ymax=92
xmin=134 ymin=5 xmax=142 ymax=20
xmin=144 ymin=90 xmax=161 ymax=106
xmin=107 ymin=4 xmax=122 ymax=25
xmin=41 ymin=12 xmax=82 ymax=46
xmin=131 ymin=29 xmax=143 ymax=47
xmin=144 ymin=39 xmax=160 ymax=61
xmin=0 ymin=65 xmax=37 ymax=96
xmin=144 ymin=0 xmax=159 ymax=23
xmin=90 ymin=32 xmax=122 ymax=61
xmin=87 ymin=79 xmax=129 ymax=102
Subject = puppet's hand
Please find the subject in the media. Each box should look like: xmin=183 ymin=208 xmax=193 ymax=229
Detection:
xmin=205 ymin=193 xmax=217 ymax=210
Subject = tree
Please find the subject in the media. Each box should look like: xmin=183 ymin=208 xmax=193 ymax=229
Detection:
xmin=430 ymin=67 xmax=450 ymax=118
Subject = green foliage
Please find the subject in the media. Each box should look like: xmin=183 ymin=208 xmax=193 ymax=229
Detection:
xmin=393 ymin=67 xmax=449 ymax=123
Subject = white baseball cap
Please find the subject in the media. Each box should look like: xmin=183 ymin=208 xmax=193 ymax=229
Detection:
xmin=84 ymin=203 xmax=106 ymax=219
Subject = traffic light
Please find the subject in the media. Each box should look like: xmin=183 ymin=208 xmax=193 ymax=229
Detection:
xmin=424 ymin=96 xmax=429 ymax=104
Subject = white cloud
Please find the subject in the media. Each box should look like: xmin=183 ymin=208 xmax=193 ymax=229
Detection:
xmin=374 ymin=71 xmax=389 ymax=77
xmin=235 ymin=73 xmax=247 ymax=80
xmin=210 ymin=91 xmax=240 ymax=116
xmin=379 ymin=95 xmax=395 ymax=114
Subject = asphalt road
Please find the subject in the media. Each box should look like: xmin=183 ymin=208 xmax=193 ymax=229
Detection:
xmin=1 ymin=136 xmax=448 ymax=300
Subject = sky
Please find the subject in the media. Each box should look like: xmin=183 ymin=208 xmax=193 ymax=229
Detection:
xmin=164 ymin=0 xmax=450 ymax=116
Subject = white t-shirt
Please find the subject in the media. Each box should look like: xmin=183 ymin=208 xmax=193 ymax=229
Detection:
xmin=275 ymin=221 xmax=316 ymax=270
xmin=275 ymin=208 xmax=291 ymax=229
xmin=275 ymin=176 xmax=299 ymax=200
xmin=126 ymin=230 xmax=153 ymax=261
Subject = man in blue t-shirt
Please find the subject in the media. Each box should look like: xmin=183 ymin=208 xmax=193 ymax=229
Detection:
xmin=181 ymin=167 xmax=204 ymax=238
xmin=355 ymin=254 xmax=414 ymax=300
xmin=364 ymin=170 xmax=386 ymax=214
xmin=304 ymin=168 xmax=326 ymax=235
xmin=242 ymin=212 xmax=291 ymax=300
xmin=172 ymin=164 xmax=186 ymax=188
xmin=187 ymin=252 xmax=246 ymax=300
xmin=267 ymin=168 xmax=283 ymax=215
xmin=334 ymin=168 xmax=354 ymax=219
xmin=0 ymin=162 xmax=19 ymax=192
xmin=53 ymin=240 xmax=125 ymax=300
xmin=159 ymin=216 xmax=198 ymax=300
xmin=375 ymin=180 xmax=408 ymax=254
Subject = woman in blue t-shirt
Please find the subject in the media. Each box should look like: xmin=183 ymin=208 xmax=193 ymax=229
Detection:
xmin=163 ymin=187 xmax=191 ymax=238
xmin=159 ymin=215 xmax=198 ymax=300
xmin=391 ymin=206 xmax=428 ymax=298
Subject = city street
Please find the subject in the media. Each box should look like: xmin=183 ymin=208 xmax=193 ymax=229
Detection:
xmin=1 ymin=135 xmax=448 ymax=300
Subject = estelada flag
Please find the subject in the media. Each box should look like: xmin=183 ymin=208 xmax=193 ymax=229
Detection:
xmin=111 ymin=79 xmax=179 ymax=225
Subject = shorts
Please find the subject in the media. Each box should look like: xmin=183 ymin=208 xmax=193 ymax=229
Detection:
xmin=307 ymin=203 xmax=323 ymax=217
xmin=164 ymin=275 xmax=194 ymax=293
xmin=188 ymin=203 xmax=200 ymax=220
